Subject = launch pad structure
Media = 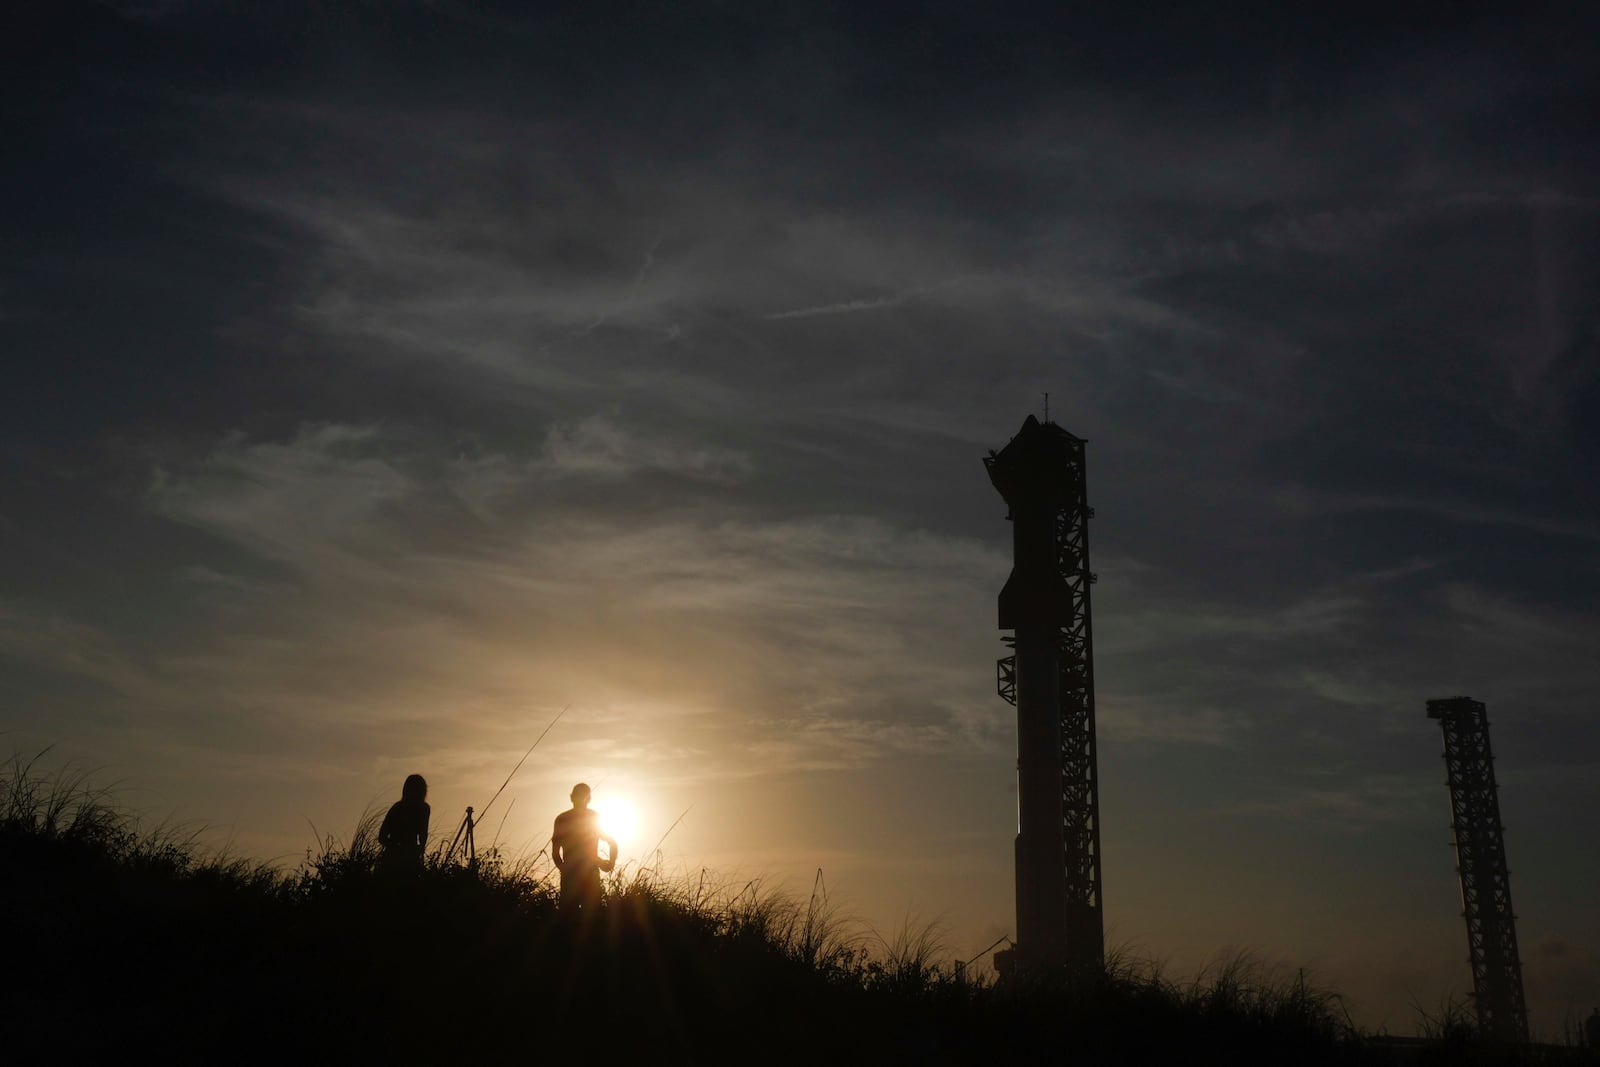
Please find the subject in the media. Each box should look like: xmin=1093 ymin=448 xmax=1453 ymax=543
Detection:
xmin=986 ymin=414 xmax=1104 ymax=973
xmin=978 ymin=416 xmax=1533 ymax=1021
xmin=1427 ymin=696 xmax=1529 ymax=1043
xmin=978 ymin=413 xmax=1534 ymax=1020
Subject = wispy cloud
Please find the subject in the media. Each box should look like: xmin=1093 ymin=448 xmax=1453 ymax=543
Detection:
xmin=1209 ymin=774 xmax=1436 ymax=827
xmin=127 ymin=418 xmax=1012 ymax=802
xmin=535 ymin=415 xmax=753 ymax=483
xmin=764 ymin=294 xmax=909 ymax=320
xmin=9 ymin=6 xmax=1599 ymax=1037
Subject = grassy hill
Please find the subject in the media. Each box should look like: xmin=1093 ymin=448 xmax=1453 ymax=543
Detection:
xmin=0 ymin=756 xmax=1579 ymax=1065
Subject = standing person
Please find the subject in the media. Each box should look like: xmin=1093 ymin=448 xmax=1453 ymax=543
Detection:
xmin=551 ymin=782 xmax=616 ymax=913
xmin=1585 ymin=1007 xmax=1600 ymax=1050
xmin=377 ymin=773 xmax=430 ymax=868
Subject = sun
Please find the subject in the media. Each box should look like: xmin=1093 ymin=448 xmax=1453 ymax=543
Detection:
xmin=595 ymin=796 xmax=638 ymax=848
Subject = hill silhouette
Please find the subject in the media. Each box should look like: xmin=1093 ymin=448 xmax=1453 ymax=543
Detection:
xmin=1 ymin=755 xmax=1582 ymax=1065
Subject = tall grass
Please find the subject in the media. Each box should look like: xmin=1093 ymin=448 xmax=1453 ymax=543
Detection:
xmin=3 ymin=753 xmax=1565 ymax=1065
xmin=2 ymin=748 xmax=125 ymax=843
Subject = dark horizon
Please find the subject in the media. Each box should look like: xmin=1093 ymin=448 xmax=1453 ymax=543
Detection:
xmin=6 ymin=0 xmax=1598 ymax=1038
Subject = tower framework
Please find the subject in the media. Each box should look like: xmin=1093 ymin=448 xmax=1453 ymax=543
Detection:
xmin=986 ymin=415 xmax=1103 ymax=971
xmin=1427 ymin=696 xmax=1528 ymax=1043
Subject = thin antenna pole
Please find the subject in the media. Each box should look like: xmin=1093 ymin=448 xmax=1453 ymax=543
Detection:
xmin=477 ymin=703 xmax=570 ymax=823
xmin=1043 ymin=392 xmax=1050 ymax=423
xmin=645 ymin=805 xmax=694 ymax=858
xmin=491 ymin=797 xmax=516 ymax=850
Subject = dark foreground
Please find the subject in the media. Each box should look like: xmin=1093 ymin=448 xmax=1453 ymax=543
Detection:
xmin=2 ymin=772 xmax=1590 ymax=1065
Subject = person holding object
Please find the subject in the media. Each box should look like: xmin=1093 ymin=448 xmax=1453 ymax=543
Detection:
xmin=552 ymin=782 xmax=616 ymax=913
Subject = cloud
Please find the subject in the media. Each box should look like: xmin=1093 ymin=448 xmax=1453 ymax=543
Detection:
xmin=1209 ymin=774 xmax=1436 ymax=828
xmin=1272 ymin=488 xmax=1600 ymax=543
xmin=1097 ymin=696 xmax=1247 ymax=747
xmin=0 ymin=601 xmax=160 ymax=700
xmin=535 ymin=415 xmax=752 ymax=483
xmin=129 ymin=418 xmax=1013 ymax=795
xmin=146 ymin=423 xmax=409 ymax=572
xmin=8 ymin=7 xmax=1599 ymax=1037
xmin=764 ymin=294 xmax=909 ymax=320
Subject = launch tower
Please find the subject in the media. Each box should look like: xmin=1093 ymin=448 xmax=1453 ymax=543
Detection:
xmin=1427 ymin=696 xmax=1528 ymax=1043
xmin=986 ymin=415 xmax=1103 ymax=972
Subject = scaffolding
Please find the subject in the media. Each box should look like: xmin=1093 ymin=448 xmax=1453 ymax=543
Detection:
xmin=1427 ymin=696 xmax=1528 ymax=1043
xmin=986 ymin=415 xmax=1103 ymax=972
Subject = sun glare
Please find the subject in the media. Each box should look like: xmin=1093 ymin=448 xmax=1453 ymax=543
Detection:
xmin=595 ymin=797 xmax=639 ymax=847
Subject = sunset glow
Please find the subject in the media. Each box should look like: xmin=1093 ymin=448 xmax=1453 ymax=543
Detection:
xmin=7 ymin=2 xmax=1598 ymax=1042
xmin=596 ymin=797 xmax=639 ymax=849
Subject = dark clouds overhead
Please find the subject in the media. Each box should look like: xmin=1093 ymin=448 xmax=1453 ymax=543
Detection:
xmin=5 ymin=0 xmax=1598 ymax=1037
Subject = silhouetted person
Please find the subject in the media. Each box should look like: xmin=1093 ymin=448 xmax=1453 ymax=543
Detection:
xmin=552 ymin=782 xmax=616 ymax=913
xmin=1586 ymin=1007 xmax=1600 ymax=1049
xmin=377 ymin=773 xmax=430 ymax=868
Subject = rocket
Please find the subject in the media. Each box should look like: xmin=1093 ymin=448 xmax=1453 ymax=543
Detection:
xmin=985 ymin=414 xmax=1104 ymax=973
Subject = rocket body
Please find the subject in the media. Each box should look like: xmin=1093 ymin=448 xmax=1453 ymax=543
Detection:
xmin=986 ymin=415 xmax=1103 ymax=972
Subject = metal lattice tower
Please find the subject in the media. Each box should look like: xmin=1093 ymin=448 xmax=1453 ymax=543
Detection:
xmin=986 ymin=415 xmax=1103 ymax=972
xmin=1427 ymin=696 xmax=1528 ymax=1043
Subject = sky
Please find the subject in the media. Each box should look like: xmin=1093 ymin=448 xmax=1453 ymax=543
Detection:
xmin=5 ymin=0 xmax=1598 ymax=1039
